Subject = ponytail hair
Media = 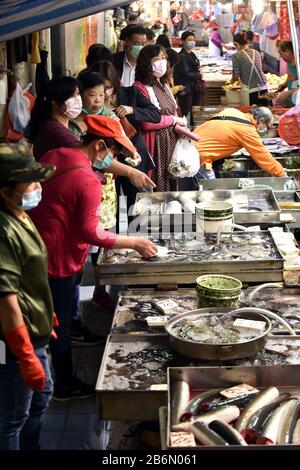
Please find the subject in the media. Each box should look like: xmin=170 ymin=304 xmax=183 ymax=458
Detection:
xmin=26 ymin=76 xmax=80 ymax=143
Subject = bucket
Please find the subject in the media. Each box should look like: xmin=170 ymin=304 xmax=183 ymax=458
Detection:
xmin=195 ymin=201 xmax=233 ymax=233
xmin=196 ymin=274 xmax=242 ymax=308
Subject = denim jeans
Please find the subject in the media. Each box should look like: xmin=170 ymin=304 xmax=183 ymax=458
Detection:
xmin=49 ymin=274 xmax=78 ymax=390
xmin=0 ymin=347 xmax=53 ymax=450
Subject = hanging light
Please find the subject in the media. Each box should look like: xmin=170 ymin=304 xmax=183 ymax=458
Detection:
xmin=131 ymin=1 xmax=139 ymax=11
xmin=185 ymin=1 xmax=190 ymax=8
xmin=252 ymin=0 xmax=264 ymax=15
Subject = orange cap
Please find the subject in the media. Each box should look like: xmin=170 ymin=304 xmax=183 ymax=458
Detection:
xmin=84 ymin=115 xmax=136 ymax=156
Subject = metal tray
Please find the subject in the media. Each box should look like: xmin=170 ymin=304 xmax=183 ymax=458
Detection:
xmin=200 ymin=177 xmax=299 ymax=191
xmin=275 ymin=190 xmax=300 ymax=228
xmin=111 ymin=288 xmax=300 ymax=336
xmin=96 ymin=334 xmax=300 ymax=421
xmin=97 ymin=231 xmax=284 ymax=285
xmin=132 ymin=189 xmax=281 ymax=227
xmin=167 ymin=365 xmax=300 ymax=449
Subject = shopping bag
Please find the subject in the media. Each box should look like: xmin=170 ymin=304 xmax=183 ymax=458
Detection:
xmin=168 ymin=138 xmax=200 ymax=178
xmin=8 ymin=82 xmax=32 ymax=134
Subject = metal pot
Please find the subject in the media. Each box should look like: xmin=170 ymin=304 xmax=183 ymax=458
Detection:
xmin=165 ymin=308 xmax=272 ymax=361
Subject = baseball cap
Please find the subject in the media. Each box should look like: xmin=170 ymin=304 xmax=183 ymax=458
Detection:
xmin=84 ymin=115 xmax=137 ymax=156
xmin=0 ymin=141 xmax=55 ymax=186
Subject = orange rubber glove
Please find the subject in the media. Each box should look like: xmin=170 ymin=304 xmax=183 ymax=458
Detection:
xmin=3 ymin=324 xmax=45 ymax=391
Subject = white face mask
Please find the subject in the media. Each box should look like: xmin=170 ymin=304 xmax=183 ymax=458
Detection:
xmin=64 ymin=95 xmax=82 ymax=119
xmin=152 ymin=59 xmax=167 ymax=78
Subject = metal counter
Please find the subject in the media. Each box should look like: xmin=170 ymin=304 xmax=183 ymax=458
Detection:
xmin=96 ymin=231 xmax=284 ymax=286
xmin=96 ymin=287 xmax=300 ymax=420
xmin=133 ymin=189 xmax=281 ymax=227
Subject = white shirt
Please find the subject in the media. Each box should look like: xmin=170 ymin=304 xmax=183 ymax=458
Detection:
xmin=121 ymin=54 xmax=136 ymax=87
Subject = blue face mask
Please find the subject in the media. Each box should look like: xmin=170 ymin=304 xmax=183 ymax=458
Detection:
xmin=186 ymin=41 xmax=196 ymax=49
xmin=15 ymin=189 xmax=42 ymax=211
xmin=130 ymin=44 xmax=143 ymax=59
xmin=94 ymin=151 xmax=114 ymax=170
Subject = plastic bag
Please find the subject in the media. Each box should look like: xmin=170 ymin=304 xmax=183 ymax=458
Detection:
xmin=8 ymin=82 xmax=32 ymax=134
xmin=168 ymin=138 xmax=200 ymax=178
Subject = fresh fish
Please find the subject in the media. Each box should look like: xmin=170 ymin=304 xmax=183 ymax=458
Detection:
xmin=209 ymin=420 xmax=248 ymax=446
xmin=190 ymin=421 xmax=229 ymax=446
xmin=258 ymin=398 xmax=299 ymax=445
xmin=173 ymin=405 xmax=240 ymax=432
xmin=292 ymin=417 xmax=300 ymax=444
xmin=244 ymin=393 xmax=291 ymax=433
xmin=180 ymin=389 xmax=220 ymax=421
xmin=171 ymin=380 xmax=190 ymax=426
xmin=201 ymin=393 xmax=257 ymax=413
xmin=277 ymin=399 xmax=300 ymax=444
xmin=235 ymin=386 xmax=280 ymax=432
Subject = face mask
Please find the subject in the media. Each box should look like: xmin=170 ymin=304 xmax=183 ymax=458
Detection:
xmin=186 ymin=41 xmax=195 ymax=49
xmin=258 ymin=128 xmax=268 ymax=137
xmin=155 ymin=29 xmax=164 ymax=35
xmin=152 ymin=59 xmax=167 ymax=78
xmin=130 ymin=45 xmax=143 ymax=59
xmin=82 ymin=106 xmax=103 ymax=115
xmin=64 ymin=95 xmax=82 ymax=119
xmin=14 ymin=189 xmax=42 ymax=211
xmin=94 ymin=143 xmax=114 ymax=170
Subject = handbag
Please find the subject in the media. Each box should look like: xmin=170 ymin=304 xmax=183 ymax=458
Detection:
xmin=240 ymin=50 xmax=268 ymax=106
xmin=119 ymin=116 xmax=137 ymax=140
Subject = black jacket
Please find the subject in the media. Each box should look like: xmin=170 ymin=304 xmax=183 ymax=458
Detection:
xmin=113 ymin=51 xmax=126 ymax=80
xmin=173 ymin=49 xmax=201 ymax=94
xmin=118 ymin=86 xmax=160 ymax=172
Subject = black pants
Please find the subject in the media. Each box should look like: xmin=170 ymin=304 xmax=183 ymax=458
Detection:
xmin=249 ymin=91 xmax=269 ymax=106
xmin=177 ymin=92 xmax=202 ymax=118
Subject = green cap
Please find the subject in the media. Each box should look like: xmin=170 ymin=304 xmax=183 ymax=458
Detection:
xmin=0 ymin=141 xmax=55 ymax=186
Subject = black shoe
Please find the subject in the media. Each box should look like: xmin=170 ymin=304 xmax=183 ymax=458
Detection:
xmin=52 ymin=378 xmax=95 ymax=402
xmin=71 ymin=324 xmax=106 ymax=347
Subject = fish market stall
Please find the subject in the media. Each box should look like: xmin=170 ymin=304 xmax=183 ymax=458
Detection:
xmin=96 ymin=287 xmax=300 ymax=421
xmin=167 ymin=365 xmax=300 ymax=448
xmin=200 ymin=177 xmax=299 ymax=191
xmin=132 ymin=189 xmax=281 ymax=227
xmin=96 ymin=231 xmax=284 ymax=286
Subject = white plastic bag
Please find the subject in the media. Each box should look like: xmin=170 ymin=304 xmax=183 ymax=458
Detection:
xmin=8 ymin=82 xmax=32 ymax=134
xmin=168 ymin=138 xmax=200 ymax=178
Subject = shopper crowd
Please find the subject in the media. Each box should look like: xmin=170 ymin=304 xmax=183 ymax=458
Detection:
xmin=0 ymin=5 xmax=293 ymax=451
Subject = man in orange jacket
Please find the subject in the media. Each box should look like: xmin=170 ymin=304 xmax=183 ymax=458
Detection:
xmin=193 ymin=107 xmax=286 ymax=179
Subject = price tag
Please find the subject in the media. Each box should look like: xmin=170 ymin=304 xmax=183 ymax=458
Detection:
xmin=153 ymin=299 xmax=179 ymax=314
xmin=150 ymin=384 xmax=168 ymax=391
xmin=146 ymin=316 xmax=168 ymax=327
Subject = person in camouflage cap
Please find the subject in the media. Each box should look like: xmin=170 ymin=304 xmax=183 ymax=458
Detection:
xmin=0 ymin=141 xmax=56 ymax=450
xmin=0 ymin=141 xmax=55 ymax=186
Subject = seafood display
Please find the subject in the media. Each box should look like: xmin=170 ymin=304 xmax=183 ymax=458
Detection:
xmin=132 ymin=189 xmax=280 ymax=224
xmin=101 ymin=232 xmax=281 ymax=265
xmin=98 ymin=336 xmax=300 ymax=394
xmin=111 ymin=288 xmax=300 ymax=335
xmin=170 ymin=314 xmax=268 ymax=345
xmin=168 ymin=377 xmax=300 ymax=448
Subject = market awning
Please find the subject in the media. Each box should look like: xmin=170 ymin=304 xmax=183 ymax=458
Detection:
xmin=0 ymin=0 xmax=125 ymax=42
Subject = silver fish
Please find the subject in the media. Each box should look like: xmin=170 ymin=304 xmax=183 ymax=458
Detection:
xmin=209 ymin=420 xmax=247 ymax=446
xmin=235 ymin=386 xmax=280 ymax=432
xmin=259 ymin=398 xmax=299 ymax=445
xmin=173 ymin=405 xmax=240 ymax=432
xmin=190 ymin=421 xmax=229 ymax=446
xmin=171 ymin=380 xmax=190 ymax=426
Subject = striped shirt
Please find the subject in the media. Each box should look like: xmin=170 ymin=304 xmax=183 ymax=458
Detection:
xmin=232 ymin=48 xmax=266 ymax=89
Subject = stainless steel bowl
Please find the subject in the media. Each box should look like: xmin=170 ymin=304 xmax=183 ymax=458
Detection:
xmin=165 ymin=308 xmax=272 ymax=361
